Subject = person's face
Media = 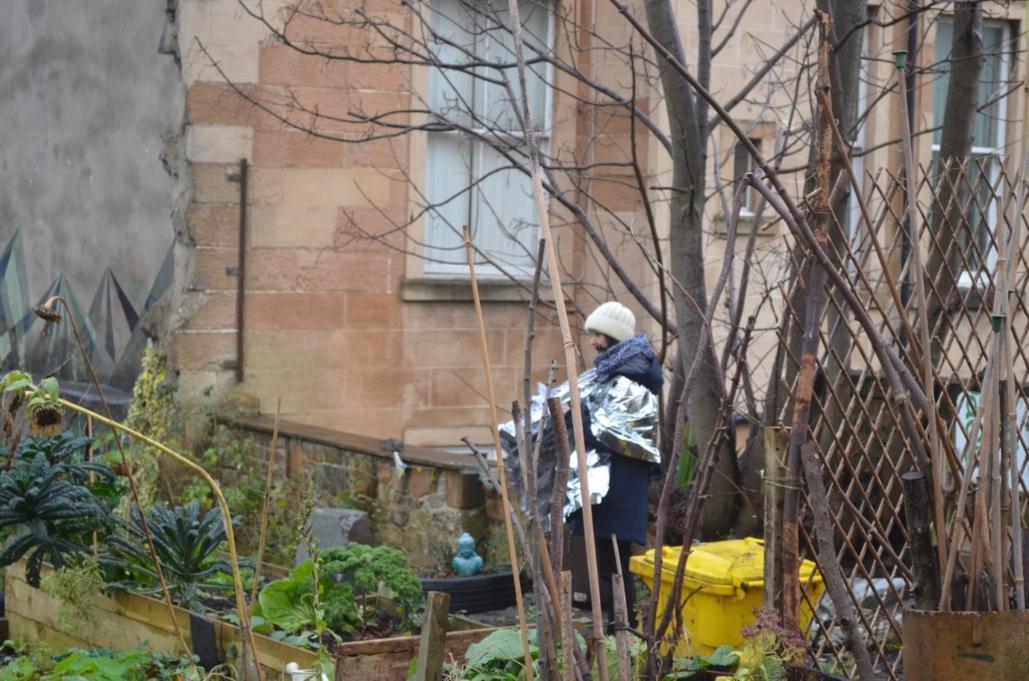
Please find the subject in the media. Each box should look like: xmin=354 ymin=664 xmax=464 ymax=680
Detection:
xmin=590 ymin=333 xmax=610 ymax=353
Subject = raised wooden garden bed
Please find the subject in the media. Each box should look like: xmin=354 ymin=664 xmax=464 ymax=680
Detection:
xmin=5 ymin=561 xmax=495 ymax=681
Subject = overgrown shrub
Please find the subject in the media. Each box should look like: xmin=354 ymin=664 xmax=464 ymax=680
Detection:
xmin=180 ymin=423 xmax=306 ymax=567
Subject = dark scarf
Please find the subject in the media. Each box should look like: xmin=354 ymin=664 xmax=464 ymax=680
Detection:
xmin=593 ymin=333 xmax=655 ymax=382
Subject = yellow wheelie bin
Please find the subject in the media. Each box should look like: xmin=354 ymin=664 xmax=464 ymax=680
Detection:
xmin=629 ymin=537 xmax=824 ymax=656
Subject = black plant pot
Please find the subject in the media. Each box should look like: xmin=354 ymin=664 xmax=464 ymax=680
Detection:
xmin=421 ymin=571 xmax=531 ymax=614
xmin=189 ymin=612 xmax=220 ymax=670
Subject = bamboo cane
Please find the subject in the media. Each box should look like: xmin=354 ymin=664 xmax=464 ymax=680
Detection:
xmin=250 ymin=398 xmax=282 ymax=606
xmin=500 ymin=0 xmax=609 ymax=671
xmin=940 ymin=354 xmax=998 ymax=609
xmin=32 ymin=298 xmax=199 ymax=676
xmin=464 ymin=233 xmax=535 ymax=681
xmin=896 ymin=58 xmax=949 ymax=573
xmin=54 ymin=395 xmax=262 ymax=679
xmin=1006 ymin=0 xmax=1029 ymax=612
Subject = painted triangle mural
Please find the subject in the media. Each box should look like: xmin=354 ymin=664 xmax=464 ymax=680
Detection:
xmin=0 ymin=230 xmax=173 ymax=390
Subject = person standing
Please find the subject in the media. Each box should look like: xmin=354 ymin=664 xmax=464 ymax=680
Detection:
xmin=567 ymin=301 xmax=663 ymax=627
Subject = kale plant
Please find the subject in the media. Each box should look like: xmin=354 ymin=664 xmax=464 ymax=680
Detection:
xmin=102 ymin=500 xmax=252 ymax=610
xmin=0 ymin=451 xmax=113 ymax=587
xmin=319 ymin=544 xmax=424 ymax=634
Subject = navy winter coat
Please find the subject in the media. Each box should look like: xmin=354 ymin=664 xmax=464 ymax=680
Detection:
xmin=568 ymin=335 xmax=663 ymax=545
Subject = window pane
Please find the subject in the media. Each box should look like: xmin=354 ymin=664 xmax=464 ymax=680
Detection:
xmin=929 ymin=151 xmax=1000 ymax=273
xmin=426 ymin=0 xmax=549 ymax=277
xmin=732 ymin=139 xmax=757 ymax=211
xmin=473 ymin=142 xmax=538 ymax=271
xmin=480 ymin=0 xmax=549 ymax=132
xmin=933 ymin=21 xmax=1007 ymax=150
xmin=975 ymin=24 xmax=1006 ymax=148
xmin=429 ymin=0 xmax=476 ymax=127
xmin=953 ymin=390 xmax=1029 ymax=487
xmin=425 ymin=133 xmax=473 ymax=266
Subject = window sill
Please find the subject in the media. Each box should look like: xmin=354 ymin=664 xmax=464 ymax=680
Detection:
xmin=710 ymin=210 xmax=779 ymax=236
xmin=402 ymin=277 xmax=549 ymax=303
xmin=956 ymin=272 xmax=993 ymax=311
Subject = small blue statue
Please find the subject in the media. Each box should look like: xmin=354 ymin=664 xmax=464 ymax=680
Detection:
xmin=452 ymin=532 xmax=484 ymax=576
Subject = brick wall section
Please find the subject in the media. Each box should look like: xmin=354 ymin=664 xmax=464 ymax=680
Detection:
xmin=173 ymin=0 xmax=567 ymax=448
xmin=230 ymin=415 xmax=509 ymax=571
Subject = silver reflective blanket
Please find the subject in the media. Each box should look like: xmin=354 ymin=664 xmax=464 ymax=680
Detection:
xmin=499 ymin=368 xmax=660 ymax=522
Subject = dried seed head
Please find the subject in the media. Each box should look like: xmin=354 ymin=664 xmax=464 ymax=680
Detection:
xmin=28 ymin=401 xmax=63 ymax=437
xmin=32 ymin=303 xmax=62 ymax=323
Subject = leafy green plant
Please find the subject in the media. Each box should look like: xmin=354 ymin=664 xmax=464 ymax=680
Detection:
xmin=254 ymin=558 xmax=324 ymax=638
xmin=663 ymin=646 xmax=740 ymax=679
xmin=117 ymin=344 xmax=178 ymax=511
xmin=449 ymin=628 xmax=541 ymax=681
xmin=252 ymin=543 xmax=422 ymax=674
xmin=319 ymin=543 xmax=424 ymax=634
xmin=663 ymin=610 xmax=804 ymax=680
xmin=0 ymin=643 xmax=203 ymax=681
xmin=0 ymin=451 xmax=113 ymax=586
xmin=14 ymin=432 xmax=125 ymax=505
xmin=431 ymin=628 xmax=618 ymax=681
xmin=102 ymin=500 xmax=251 ymax=610
xmin=40 ymin=556 xmax=105 ymax=635
xmin=180 ymin=424 xmax=306 ymax=567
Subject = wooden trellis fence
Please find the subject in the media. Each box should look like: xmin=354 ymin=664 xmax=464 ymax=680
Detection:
xmin=769 ymin=158 xmax=1029 ymax=679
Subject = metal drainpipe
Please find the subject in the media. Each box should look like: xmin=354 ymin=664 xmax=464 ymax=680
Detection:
xmin=227 ymin=158 xmax=248 ymax=383
xmin=901 ymin=1 xmax=919 ymax=311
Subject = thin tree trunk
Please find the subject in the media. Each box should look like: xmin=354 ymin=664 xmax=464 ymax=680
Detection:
xmin=926 ymin=1 xmax=984 ymax=360
xmin=813 ymin=0 xmax=865 ymax=529
xmin=643 ymin=0 xmax=739 ymax=539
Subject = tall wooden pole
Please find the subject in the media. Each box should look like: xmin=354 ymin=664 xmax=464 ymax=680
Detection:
xmin=465 ymin=234 xmax=535 ymax=681
xmin=501 ymin=0 xmax=609 ymax=673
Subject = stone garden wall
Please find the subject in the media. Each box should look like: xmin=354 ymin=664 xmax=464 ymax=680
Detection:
xmin=230 ymin=415 xmax=508 ymax=573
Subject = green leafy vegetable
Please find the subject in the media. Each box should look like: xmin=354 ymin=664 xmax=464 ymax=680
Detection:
xmin=102 ymin=500 xmax=251 ymax=609
xmin=0 ymin=451 xmax=113 ymax=586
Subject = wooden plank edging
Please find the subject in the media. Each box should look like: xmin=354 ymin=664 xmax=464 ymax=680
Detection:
xmin=4 ymin=560 xmax=495 ymax=680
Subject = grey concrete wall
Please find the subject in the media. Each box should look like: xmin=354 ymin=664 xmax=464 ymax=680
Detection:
xmin=0 ymin=0 xmax=184 ymax=385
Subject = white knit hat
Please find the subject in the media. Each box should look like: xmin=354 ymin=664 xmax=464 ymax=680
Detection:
xmin=584 ymin=302 xmax=636 ymax=343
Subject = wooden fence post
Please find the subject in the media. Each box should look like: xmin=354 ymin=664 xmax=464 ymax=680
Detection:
xmin=611 ymin=573 xmax=631 ymax=681
xmin=763 ymin=426 xmax=787 ymax=613
xmin=415 ymin=591 xmax=450 ymax=681
xmin=560 ymin=571 xmax=576 ymax=681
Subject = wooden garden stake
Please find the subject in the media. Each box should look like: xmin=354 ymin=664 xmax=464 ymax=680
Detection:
xmin=464 ymin=233 xmax=535 ymax=681
xmin=547 ymin=396 xmax=572 ymax=576
xmin=762 ymin=426 xmax=787 ymax=613
xmin=250 ymin=398 xmax=282 ymax=606
xmin=610 ymin=537 xmax=630 ymax=681
xmin=31 ymin=298 xmax=199 ymax=677
xmin=415 ymin=591 xmax=450 ymax=681
xmin=940 ymin=358 xmax=998 ymax=609
xmin=559 ymin=571 xmax=578 ymax=681
xmin=1006 ymin=0 xmax=1029 ymax=610
xmin=499 ymin=0 xmax=608 ymax=673
xmin=896 ymin=52 xmax=948 ymax=568
xmin=87 ymin=415 xmax=98 ymax=556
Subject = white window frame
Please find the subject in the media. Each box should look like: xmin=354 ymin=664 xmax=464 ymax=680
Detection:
xmin=732 ymin=137 xmax=762 ymax=218
xmin=952 ymin=389 xmax=1029 ymax=488
xmin=423 ymin=0 xmax=555 ymax=280
xmin=930 ymin=19 xmax=1011 ymax=291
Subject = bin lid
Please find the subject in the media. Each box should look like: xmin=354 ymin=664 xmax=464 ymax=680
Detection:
xmin=629 ymin=537 xmax=822 ymax=597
